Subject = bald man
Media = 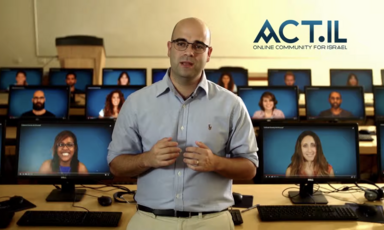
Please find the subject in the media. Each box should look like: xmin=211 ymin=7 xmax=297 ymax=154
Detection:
xmin=107 ymin=18 xmax=258 ymax=230
xmin=318 ymin=91 xmax=354 ymax=118
xmin=20 ymin=90 xmax=55 ymax=118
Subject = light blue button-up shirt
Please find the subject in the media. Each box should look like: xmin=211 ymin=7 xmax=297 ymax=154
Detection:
xmin=107 ymin=69 xmax=258 ymax=212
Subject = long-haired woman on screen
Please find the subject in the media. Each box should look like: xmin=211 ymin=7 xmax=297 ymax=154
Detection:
xmin=117 ymin=72 xmax=131 ymax=86
xmin=39 ymin=130 xmax=88 ymax=174
xmin=99 ymin=90 xmax=125 ymax=118
xmin=286 ymin=130 xmax=334 ymax=177
xmin=346 ymin=74 xmax=359 ymax=86
xmin=15 ymin=70 xmax=28 ymax=86
xmin=217 ymin=72 xmax=237 ymax=93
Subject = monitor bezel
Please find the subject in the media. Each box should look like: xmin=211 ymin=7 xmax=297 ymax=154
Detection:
xmin=373 ymin=86 xmax=384 ymax=121
xmin=7 ymin=85 xmax=71 ymax=122
xmin=151 ymin=68 xmax=168 ymax=84
xmin=85 ymin=85 xmax=145 ymax=119
xmin=0 ymin=120 xmax=6 ymax=181
xmin=15 ymin=119 xmax=115 ymax=181
xmin=102 ymin=68 xmax=147 ymax=86
xmin=267 ymin=69 xmax=312 ymax=90
xmin=329 ymin=69 xmax=373 ymax=93
xmin=257 ymin=122 xmax=360 ymax=184
xmin=238 ymin=86 xmax=300 ymax=126
xmin=304 ymin=86 xmax=366 ymax=122
xmin=376 ymin=121 xmax=384 ymax=178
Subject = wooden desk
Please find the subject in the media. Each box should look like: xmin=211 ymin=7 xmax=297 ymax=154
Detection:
xmin=0 ymin=184 xmax=383 ymax=229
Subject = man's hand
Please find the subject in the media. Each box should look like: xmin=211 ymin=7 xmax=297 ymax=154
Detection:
xmin=144 ymin=137 xmax=181 ymax=168
xmin=183 ymin=141 xmax=217 ymax=172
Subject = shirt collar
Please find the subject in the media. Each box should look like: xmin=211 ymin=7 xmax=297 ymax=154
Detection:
xmin=155 ymin=68 xmax=209 ymax=98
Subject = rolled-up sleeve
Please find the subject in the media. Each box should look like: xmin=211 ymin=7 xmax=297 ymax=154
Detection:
xmin=107 ymin=95 xmax=143 ymax=165
xmin=228 ymin=97 xmax=259 ymax=167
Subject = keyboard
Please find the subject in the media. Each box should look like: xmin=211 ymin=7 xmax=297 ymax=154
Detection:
xmin=17 ymin=211 xmax=122 ymax=227
xmin=257 ymin=205 xmax=358 ymax=221
xmin=229 ymin=209 xmax=243 ymax=225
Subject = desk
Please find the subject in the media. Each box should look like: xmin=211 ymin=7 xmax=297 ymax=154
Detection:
xmin=0 ymin=184 xmax=383 ymax=229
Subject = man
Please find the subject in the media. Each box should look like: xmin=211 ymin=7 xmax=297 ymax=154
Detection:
xmin=66 ymin=72 xmax=83 ymax=94
xmin=284 ymin=71 xmax=295 ymax=86
xmin=21 ymin=90 xmax=55 ymax=118
xmin=284 ymin=71 xmax=302 ymax=93
xmin=318 ymin=91 xmax=354 ymax=118
xmin=107 ymin=18 xmax=258 ymax=230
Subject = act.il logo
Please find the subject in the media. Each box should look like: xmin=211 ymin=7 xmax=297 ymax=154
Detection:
xmin=253 ymin=20 xmax=347 ymax=50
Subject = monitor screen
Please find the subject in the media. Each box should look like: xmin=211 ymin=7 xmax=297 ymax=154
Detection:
xmin=8 ymin=86 xmax=70 ymax=120
xmin=305 ymin=86 xmax=365 ymax=121
xmin=86 ymin=85 xmax=144 ymax=119
xmin=374 ymin=86 xmax=384 ymax=121
xmin=16 ymin=120 xmax=114 ymax=201
xmin=238 ymin=86 xmax=299 ymax=125
xmin=330 ymin=69 xmax=373 ymax=93
xmin=0 ymin=68 xmax=43 ymax=92
xmin=268 ymin=69 xmax=311 ymax=93
xmin=49 ymin=68 xmax=93 ymax=107
xmin=102 ymin=68 xmax=146 ymax=86
xmin=258 ymin=123 xmax=359 ymax=203
xmin=205 ymin=68 xmax=248 ymax=93
xmin=152 ymin=68 xmax=168 ymax=83
xmin=377 ymin=122 xmax=384 ymax=177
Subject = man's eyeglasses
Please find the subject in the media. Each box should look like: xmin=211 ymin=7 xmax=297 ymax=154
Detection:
xmin=57 ymin=143 xmax=75 ymax=148
xmin=171 ymin=39 xmax=209 ymax=54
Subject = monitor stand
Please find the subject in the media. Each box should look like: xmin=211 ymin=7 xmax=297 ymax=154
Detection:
xmin=288 ymin=182 xmax=328 ymax=204
xmin=46 ymin=181 xmax=86 ymax=202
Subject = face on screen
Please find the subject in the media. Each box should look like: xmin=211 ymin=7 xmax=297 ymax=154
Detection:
xmin=301 ymin=135 xmax=316 ymax=162
xmin=329 ymin=92 xmax=342 ymax=108
xmin=66 ymin=74 xmax=77 ymax=87
xmin=285 ymin=74 xmax=295 ymax=86
xmin=57 ymin=136 xmax=76 ymax=163
xmin=262 ymin=97 xmax=274 ymax=111
xmin=32 ymin=90 xmax=46 ymax=111
xmin=347 ymin=75 xmax=358 ymax=86
xmin=16 ymin=72 xmax=27 ymax=85
xmin=118 ymin=73 xmax=130 ymax=85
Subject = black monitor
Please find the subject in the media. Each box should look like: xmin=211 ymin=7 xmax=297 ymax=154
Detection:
xmin=7 ymin=86 xmax=70 ymax=121
xmin=238 ymin=86 xmax=299 ymax=126
xmin=258 ymin=122 xmax=360 ymax=204
xmin=102 ymin=68 xmax=146 ymax=86
xmin=268 ymin=69 xmax=311 ymax=94
xmin=152 ymin=68 xmax=168 ymax=83
xmin=305 ymin=86 xmax=365 ymax=122
xmin=205 ymin=68 xmax=248 ymax=94
xmin=330 ymin=69 xmax=373 ymax=93
xmin=48 ymin=68 xmax=93 ymax=107
xmin=373 ymin=86 xmax=384 ymax=121
xmin=376 ymin=122 xmax=384 ymax=178
xmin=16 ymin=120 xmax=114 ymax=202
xmin=85 ymin=85 xmax=144 ymax=119
xmin=381 ymin=69 xmax=384 ymax=86
xmin=0 ymin=67 xmax=43 ymax=92
xmin=0 ymin=121 xmax=5 ymax=181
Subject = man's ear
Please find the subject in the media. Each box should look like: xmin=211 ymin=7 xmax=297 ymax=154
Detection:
xmin=206 ymin=47 xmax=213 ymax=62
xmin=167 ymin=41 xmax=172 ymax=57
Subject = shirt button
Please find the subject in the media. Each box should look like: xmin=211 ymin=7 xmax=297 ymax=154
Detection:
xmin=183 ymin=105 xmax=185 ymax=108
xmin=181 ymin=126 xmax=184 ymax=130
xmin=176 ymin=194 xmax=182 ymax=199
xmin=178 ymin=171 xmax=182 ymax=176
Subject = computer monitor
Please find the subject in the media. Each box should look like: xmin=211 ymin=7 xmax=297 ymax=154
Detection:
xmin=373 ymin=86 xmax=384 ymax=121
xmin=330 ymin=69 xmax=373 ymax=93
xmin=85 ymin=85 xmax=144 ymax=119
xmin=205 ymin=68 xmax=248 ymax=94
xmin=305 ymin=86 xmax=365 ymax=122
xmin=48 ymin=68 xmax=93 ymax=107
xmin=268 ymin=69 xmax=311 ymax=94
xmin=152 ymin=68 xmax=168 ymax=83
xmin=258 ymin=122 xmax=360 ymax=204
xmin=7 ymin=86 xmax=70 ymax=121
xmin=381 ymin=69 xmax=384 ymax=85
xmin=102 ymin=68 xmax=146 ymax=86
xmin=0 ymin=68 xmax=43 ymax=92
xmin=238 ymin=86 xmax=299 ymax=126
xmin=376 ymin=122 xmax=384 ymax=178
xmin=16 ymin=120 xmax=114 ymax=202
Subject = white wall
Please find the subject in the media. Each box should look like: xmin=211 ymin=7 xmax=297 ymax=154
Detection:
xmin=1 ymin=0 xmax=384 ymax=86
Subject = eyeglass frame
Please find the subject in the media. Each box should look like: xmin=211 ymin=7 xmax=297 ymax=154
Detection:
xmin=56 ymin=143 xmax=75 ymax=148
xmin=171 ymin=39 xmax=210 ymax=53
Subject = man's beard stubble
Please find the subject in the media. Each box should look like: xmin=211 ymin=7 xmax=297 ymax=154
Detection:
xmin=33 ymin=102 xmax=45 ymax=111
